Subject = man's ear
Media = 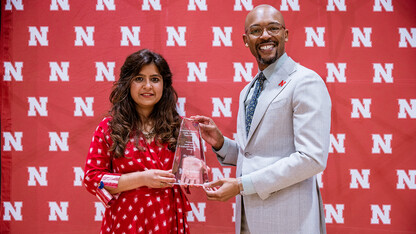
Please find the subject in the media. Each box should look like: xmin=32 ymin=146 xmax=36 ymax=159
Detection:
xmin=284 ymin=29 xmax=289 ymax=42
xmin=243 ymin=34 xmax=249 ymax=47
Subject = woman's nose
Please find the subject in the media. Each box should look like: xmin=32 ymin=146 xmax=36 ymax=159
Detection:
xmin=143 ymin=80 xmax=152 ymax=88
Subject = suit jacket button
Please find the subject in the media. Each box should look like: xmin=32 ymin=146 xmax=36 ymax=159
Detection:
xmin=244 ymin=152 xmax=250 ymax=157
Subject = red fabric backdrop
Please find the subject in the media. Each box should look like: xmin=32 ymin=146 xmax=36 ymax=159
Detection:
xmin=1 ymin=0 xmax=415 ymax=233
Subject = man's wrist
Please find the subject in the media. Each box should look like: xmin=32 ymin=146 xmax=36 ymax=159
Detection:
xmin=213 ymin=136 xmax=225 ymax=151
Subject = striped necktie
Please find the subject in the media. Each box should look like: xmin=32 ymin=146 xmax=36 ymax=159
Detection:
xmin=245 ymin=72 xmax=266 ymax=136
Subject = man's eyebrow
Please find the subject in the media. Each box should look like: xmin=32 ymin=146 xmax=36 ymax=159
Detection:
xmin=248 ymin=22 xmax=282 ymax=28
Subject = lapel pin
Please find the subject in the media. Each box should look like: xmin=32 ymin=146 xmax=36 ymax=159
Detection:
xmin=278 ymin=80 xmax=286 ymax=87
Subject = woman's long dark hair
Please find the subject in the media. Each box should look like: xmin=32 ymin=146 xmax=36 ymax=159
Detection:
xmin=108 ymin=49 xmax=181 ymax=158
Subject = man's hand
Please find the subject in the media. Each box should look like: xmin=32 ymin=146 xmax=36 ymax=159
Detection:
xmin=203 ymin=178 xmax=240 ymax=201
xmin=190 ymin=115 xmax=224 ymax=150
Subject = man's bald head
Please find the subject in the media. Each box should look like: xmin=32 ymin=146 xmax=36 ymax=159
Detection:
xmin=245 ymin=5 xmax=285 ymax=31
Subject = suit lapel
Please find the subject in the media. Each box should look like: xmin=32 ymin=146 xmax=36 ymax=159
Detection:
xmin=246 ymin=57 xmax=297 ymax=141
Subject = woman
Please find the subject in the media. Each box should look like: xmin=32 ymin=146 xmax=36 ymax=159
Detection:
xmin=84 ymin=49 xmax=191 ymax=233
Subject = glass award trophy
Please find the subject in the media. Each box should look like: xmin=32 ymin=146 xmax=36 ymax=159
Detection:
xmin=172 ymin=118 xmax=209 ymax=186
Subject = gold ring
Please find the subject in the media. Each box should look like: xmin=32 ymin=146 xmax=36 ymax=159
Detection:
xmin=160 ymin=182 xmax=163 ymax=186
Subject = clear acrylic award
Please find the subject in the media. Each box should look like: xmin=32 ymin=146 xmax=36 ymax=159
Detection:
xmin=172 ymin=118 xmax=209 ymax=186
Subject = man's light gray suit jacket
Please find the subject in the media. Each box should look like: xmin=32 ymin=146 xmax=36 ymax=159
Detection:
xmin=217 ymin=56 xmax=331 ymax=234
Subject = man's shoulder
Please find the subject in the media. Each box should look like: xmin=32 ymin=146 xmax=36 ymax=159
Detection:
xmin=290 ymin=62 xmax=324 ymax=83
xmin=294 ymin=62 xmax=319 ymax=75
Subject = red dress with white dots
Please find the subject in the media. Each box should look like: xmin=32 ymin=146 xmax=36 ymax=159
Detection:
xmin=84 ymin=117 xmax=191 ymax=234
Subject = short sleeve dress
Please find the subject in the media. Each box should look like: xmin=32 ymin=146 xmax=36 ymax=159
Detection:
xmin=84 ymin=117 xmax=191 ymax=234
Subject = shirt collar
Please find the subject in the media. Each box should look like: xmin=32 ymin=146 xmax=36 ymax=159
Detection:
xmin=259 ymin=52 xmax=288 ymax=80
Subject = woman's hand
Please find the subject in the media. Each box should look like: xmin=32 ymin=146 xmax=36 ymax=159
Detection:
xmin=106 ymin=169 xmax=176 ymax=194
xmin=141 ymin=169 xmax=176 ymax=188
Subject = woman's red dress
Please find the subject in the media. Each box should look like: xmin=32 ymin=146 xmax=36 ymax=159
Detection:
xmin=84 ymin=117 xmax=191 ymax=233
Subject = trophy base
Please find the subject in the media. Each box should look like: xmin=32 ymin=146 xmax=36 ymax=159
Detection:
xmin=172 ymin=182 xmax=208 ymax=187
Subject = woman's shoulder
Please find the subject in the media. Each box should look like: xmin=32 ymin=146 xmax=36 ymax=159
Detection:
xmin=96 ymin=116 xmax=112 ymax=131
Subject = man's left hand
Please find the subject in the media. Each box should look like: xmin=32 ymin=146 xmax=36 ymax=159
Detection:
xmin=203 ymin=178 xmax=240 ymax=201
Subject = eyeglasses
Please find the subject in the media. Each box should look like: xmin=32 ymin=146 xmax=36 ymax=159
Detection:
xmin=247 ymin=24 xmax=285 ymax=37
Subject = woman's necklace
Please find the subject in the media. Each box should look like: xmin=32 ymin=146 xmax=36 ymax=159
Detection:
xmin=142 ymin=128 xmax=156 ymax=140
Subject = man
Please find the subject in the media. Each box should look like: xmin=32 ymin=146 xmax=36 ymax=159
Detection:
xmin=192 ymin=4 xmax=331 ymax=234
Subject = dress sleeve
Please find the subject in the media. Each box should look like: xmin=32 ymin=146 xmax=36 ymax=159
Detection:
xmin=83 ymin=118 xmax=121 ymax=208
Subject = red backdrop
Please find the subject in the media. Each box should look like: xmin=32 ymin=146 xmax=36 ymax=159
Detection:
xmin=1 ymin=0 xmax=416 ymax=233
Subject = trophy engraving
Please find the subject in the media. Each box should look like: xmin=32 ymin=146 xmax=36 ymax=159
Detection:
xmin=172 ymin=118 xmax=209 ymax=186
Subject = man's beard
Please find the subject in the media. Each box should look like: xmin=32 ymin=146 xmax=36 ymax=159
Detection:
xmin=257 ymin=49 xmax=279 ymax=65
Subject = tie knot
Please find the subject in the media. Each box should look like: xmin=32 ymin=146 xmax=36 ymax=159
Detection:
xmin=258 ymin=72 xmax=266 ymax=83
xmin=257 ymin=72 xmax=266 ymax=88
